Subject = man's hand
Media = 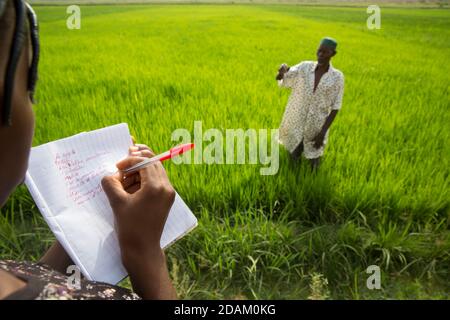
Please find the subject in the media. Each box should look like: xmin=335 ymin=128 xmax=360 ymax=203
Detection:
xmin=313 ymin=110 xmax=339 ymax=150
xmin=276 ymin=63 xmax=290 ymax=80
xmin=313 ymin=132 xmax=325 ymax=149
xmin=101 ymin=143 xmax=177 ymax=299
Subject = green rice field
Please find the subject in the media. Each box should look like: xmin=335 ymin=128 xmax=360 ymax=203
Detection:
xmin=1 ymin=3 xmax=449 ymax=299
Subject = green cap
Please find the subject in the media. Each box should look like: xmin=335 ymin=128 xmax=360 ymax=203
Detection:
xmin=320 ymin=37 xmax=338 ymax=50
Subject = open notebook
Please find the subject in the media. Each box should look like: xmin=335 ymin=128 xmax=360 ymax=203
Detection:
xmin=25 ymin=123 xmax=197 ymax=284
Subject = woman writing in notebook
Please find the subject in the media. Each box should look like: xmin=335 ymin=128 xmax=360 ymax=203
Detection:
xmin=0 ymin=0 xmax=177 ymax=300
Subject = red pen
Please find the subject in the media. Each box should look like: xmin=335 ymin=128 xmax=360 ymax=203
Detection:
xmin=121 ymin=143 xmax=194 ymax=174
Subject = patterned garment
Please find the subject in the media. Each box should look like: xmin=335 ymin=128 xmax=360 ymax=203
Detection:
xmin=0 ymin=260 xmax=141 ymax=300
xmin=278 ymin=61 xmax=344 ymax=159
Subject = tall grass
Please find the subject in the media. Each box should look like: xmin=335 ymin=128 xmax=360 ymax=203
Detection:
xmin=0 ymin=4 xmax=449 ymax=298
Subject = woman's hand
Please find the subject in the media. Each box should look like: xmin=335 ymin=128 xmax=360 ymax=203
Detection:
xmin=101 ymin=143 xmax=177 ymax=299
xmin=129 ymin=143 xmax=155 ymax=158
xmin=102 ymin=155 xmax=175 ymax=258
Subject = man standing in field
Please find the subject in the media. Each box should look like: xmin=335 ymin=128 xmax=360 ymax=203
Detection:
xmin=276 ymin=37 xmax=344 ymax=170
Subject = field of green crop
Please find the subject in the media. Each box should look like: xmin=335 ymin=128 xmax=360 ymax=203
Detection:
xmin=1 ymin=4 xmax=449 ymax=299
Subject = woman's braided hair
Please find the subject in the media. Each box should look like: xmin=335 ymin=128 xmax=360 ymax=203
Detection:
xmin=0 ymin=0 xmax=39 ymax=126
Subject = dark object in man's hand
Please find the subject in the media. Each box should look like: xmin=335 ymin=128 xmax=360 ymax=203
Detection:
xmin=276 ymin=63 xmax=290 ymax=80
xmin=313 ymin=132 xmax=325 ymax=149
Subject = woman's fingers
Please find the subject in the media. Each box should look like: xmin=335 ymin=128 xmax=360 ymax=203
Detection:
xmin=101 ymin=172 xmax=128 ymax=207
xmin=135 ymin=143 xmax=153 ymax=151
xmin=116 ymin=156 xmax=156 ymax=183
xmin=130 ymin=149 xmax=154 ymax=158
xmin=122 ymin=172 xmax=140 ymax=189
xmin=124 ymin=182 xmax=141 ymax=194
xmin=116 ymin=156 xmax=147 ymax=172
xmin=116 ymin=155 xmax=170 ymax=190
xmin=129 ymin=144 xmax=155 ymax=158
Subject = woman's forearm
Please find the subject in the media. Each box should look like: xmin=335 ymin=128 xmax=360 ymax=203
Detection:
xmin=39 ymin=241 xmax=74 ymax=274
xmin=123 ymin=248 xmax=177 ymax=300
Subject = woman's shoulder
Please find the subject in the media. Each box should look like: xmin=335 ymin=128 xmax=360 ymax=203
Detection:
xmin=0 ymin=259 xmax=141 ymax=300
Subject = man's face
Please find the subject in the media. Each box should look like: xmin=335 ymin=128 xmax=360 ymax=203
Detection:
xmin=316 ymin=44 xmax=336 ymax=65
